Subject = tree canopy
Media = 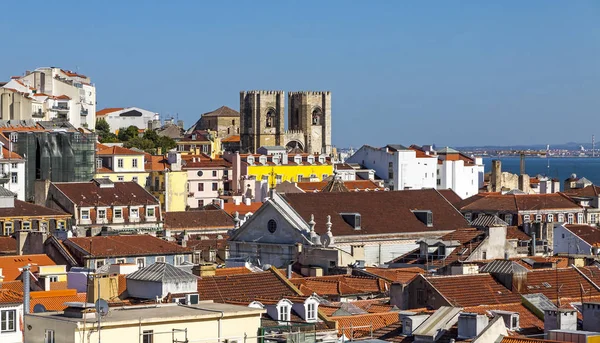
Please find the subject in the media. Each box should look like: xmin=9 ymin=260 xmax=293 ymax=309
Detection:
xmin=94 ymin=121 xmax=176 ymax=154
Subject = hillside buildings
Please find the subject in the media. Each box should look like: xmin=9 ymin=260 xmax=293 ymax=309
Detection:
xmin=95 ymin=107 xmax=159 ymax=133
xmin=187 ymin=105 xmax=240 ymax=138
xmin=1 ymin=67 xmax=96 ymax=128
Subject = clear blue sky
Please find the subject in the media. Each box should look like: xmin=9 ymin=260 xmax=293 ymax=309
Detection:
xmin=2 ymin=1 xmax=598 ymax=148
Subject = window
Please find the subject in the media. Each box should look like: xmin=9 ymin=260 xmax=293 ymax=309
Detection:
xmin=81 ymin=209 xmax=90 ymax=220
xmin=116 ymin=258 xmax=126 ymax=264
xmin=11 ymin=163 xmax=17 ymax=169
xmin=523 ymin=215 xmax=531 ymax=223
xmin=198 ymin=199 xmax=204 ymax=208
xmin=268 ymin=219 xmax=277 ymax=233
xmin=436 ymin=179 xmax=441 ymax=186
xmin=568 ymin=213 xmax=574 ymax=224
xmin=114 ymin=208 xmax=122 ymax=219
xmin=297 ymin=175 xmax=303 ymax=182
xmin=276 ymin=175 xmax=283 ymax=184
xmin=175 ymin=255 xmax=185 ymax=265
xmin=22 ymin=221 xmax=31 ymax=230
xmin=464 ymin=213 xmax=472 ymax=222
xmin=11 ymin=172 xmax=17 ymax=184
xmin=212 ymin=170 xmax=217 ymax=177
xmin=197 ymin=171 xmax=204 ymax=177
xmin=130 ymin=208 xmax=139 ymax=218
xmin=388 ymin=161 xmax=394 ymax=179
xmin=212 ymin=183 xmax=218 ymax=191
xmin=57 ymin=220 xmax=66 ymax=231
xmin=307 ymin=303 xmax=316 ymax=320
xmin=95 ymin=260 xmax=105 ymax=269
xmin=558 ymin=214 xmax=565 ymax=222
xmin=591 ymin=213 xmax=597 ymax=223
xmin=143 ymin=330 xmax=154 ymax=343
xmin=147 ymin=207 xmax=155 ymax=217
xmin=98 ymin=209 xmax=106 ymax=219
xmin=197 ymin=183 xmax=204 ymax=191
xmin=44 ymin=329 xmax=55 ymax=343
xmin=96 ymin=158 xmax=102 ymax=169
xmin=117 ymin=159 xmax=124 ymax=168
xmin=48 ymin=276 xmax=58 ymax=282
xmin=547 ymin=214 xmax=554 ymax=222
xmin=578 ymin=213 xmax=584 ymax=223
xmin=505 ymin=214 xmax=513 ymax=225
xmin=3 ymin=222 xmax=12 ymax=235
xmin=278 ymin=305 xmax=290 ymax=321
xmin=482 ymin=251 xmax=487 ymax=260
xmin=0 ymin=309 xmax=16 ymax=332
xmin=535 ymin=214 xmax=542 ymax=223
xmin=511 ymin=315 xmax=519 ymax=329
xmin=155 ymin=256 xmax=165 ymax=263
xmin=116 ymin=175 xmax=125 ymax=182
xmin=132 ymin=159 xmax=138 ymax=168
xmin=136 ymin=258 xmax=145 ymax=269
xmin=132 ymin=176 xmax=138 ymax=183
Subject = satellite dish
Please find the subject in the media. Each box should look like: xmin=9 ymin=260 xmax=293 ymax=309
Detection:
xmin=95 ymin=299 xmax=109 ymax=317
xmin=33 ymin=304 xmax=47 ymax=313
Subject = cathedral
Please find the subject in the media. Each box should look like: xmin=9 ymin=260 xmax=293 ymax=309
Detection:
xmin=239 ymin=90 xmax=332 ymax=154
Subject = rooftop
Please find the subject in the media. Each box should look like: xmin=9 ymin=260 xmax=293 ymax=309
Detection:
xmin=0 ymin=254 xmax=56 ymax=281
xmin=163 ymin=210 xmax=234 ymax=231
xmin=52 ymin=181 xmax=159 ymax=207
xmin=425 ymin=273 xmax=521 ymax=307
xmin=126 ymin=262 xmax=197 ymax=283
xmin=458 ymin=193 xmax=581 ymax=212
xmin=201 ymin=106 xmax=239 ymax=118
xmin=65 ymin=235 xmax=192 ymax=258
xmin=563 ymin=224 xmax=600 ymax=246
xmin=290 ymin=275 xmax=387 ymax=297
xmin=97 ymin=145 xmax=144 ymax=156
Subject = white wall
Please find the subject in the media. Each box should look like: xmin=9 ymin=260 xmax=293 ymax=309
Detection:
xmin=1 ymin=160 xmax=25 ymax=201
xmin=437 ymin=160 xmax=481 ymax=199
xmin=553 ymin=224 xmax=593 ymax=255
xmin=103 ymin=107 xmax=158 ymax=132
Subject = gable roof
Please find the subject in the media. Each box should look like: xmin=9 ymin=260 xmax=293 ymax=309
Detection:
xmin=362 ymin=267 xmax=425 ymax=284
xmin=197 ymin=268 xmax=301 ymax=303
xmin=0 ymin=254 xmax=56 ymax=281
xmin=513 ymin=267 xmax=600 ymax=299
xmin=424 ymin=273 xmax=521 ymax=307
xmin=334 ymin=312 xmax=401 ymax=339
xmin=163 ymin=210 xmax=234 ymax=231
xmin=563 ymin=224 xmax=600 ymax=246
xmin=0 ymin=236 xmax=16 ymax=254
xmin=126 ymin=262 xmax=197 ymax=283
xmin=96 ymin=107 xmax=124 ymax=117
xmin=201 ymin=106 xmax=240 ymax=118
xmin=563 ymin=185 xmax=600 ymax=198
xmin=97 ymin=145 xmax=144 ymax=156
xmin=52 ymin=181 xmax=159 ymax=207
xmin=281 ymin=189 xmax=469 ymax=237
xmin=0 ymin=289 xmax=23 ymax=304
xmin=295 ymin=180 xmax=385 ymax=193
xmin=290 ymin=275 xmax=387 ymax=297
xmin=437 ymin=189 xmax=463 ymax=207
xmin=222 ymin=202 xmax=263 ymax=216
xmin=458 ymin=193 xmax=581 ymax=212
xmin=0 ymin=198 xmax=70 ymax=219
xmin=65 ymin=235 xmax=192 ymax=258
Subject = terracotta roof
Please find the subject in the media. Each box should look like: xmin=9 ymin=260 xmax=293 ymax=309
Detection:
xmin=0 ymin=289 xmax=22 ymax=304
xmin=164 ymin=210 xmax=234 ymax=231
xmin=290 ymin=275 xmax=387 ymax=297
xmin=214 ymin=267 xmax=254 ymax=276
xmin=65 ymin=235 xmax=192 ymax=258
xmin=563 ymin=224 xmax=600 ymax=246
xmin=61 ymin=69 xmax=87 ymax=78
xmin=222 ymin=135 xmax=240 ymax=143
xmin=296 ymin=180 xmax=385 ymax=193
xmin=334 ymin=312 xmax=401 ymax=339
xmin=222 ymin=202 xmax=263 ymax=216
xmin=0 ymin=237 xmax=16 ymax=254
xmin=96 ymin=107 xmax=124 ymax=117
xmin=464 ymin=302 xmax=544 ymax=336
xmin=458 ymin=193 xmax=581 ymax=212
xmin=363 ymin=267 xmax=425 ymax=284
xmin=0 ymin=198 xmax=70 ymax=219
xmin=425 ymin=273 xmax=520 ymax=307
xmin=97 ymin=146 xmax=143 ymax=156
xmin=563 ymin=185 xmax=600 ymax=197
xmin=197 ymin=268 xmax=301 ymax=303
xmin=501 ymin=338 xmax=568 ymax=343
xmin=54 ymin=94 xmax=71 ymax=100
xmin=507 ymin=226 xmax=531 ymax=241
xmin=513 ymin=256 xmax=568 ymax=270
xmin=201 ymin=106 xmax=239 ymax=118
xmin=282 ymin=189 xmax=469 ymax=237
xmin=1 ymin=147 xmax=23 ymax=160
xmin=182 ymin=158 xmax=231 ymax=169
xmin=438 ymin=189 xmax=463 ymax=207
xmin=145 ymin=155 xmax=169 ymax=172
xmin=0 ymin=281 xmax=24 ymax=293
xmin=0 ymin=254 xmax=56 ymax=281
xmin=512 ymin=267 xmax=600 ymax=299
xmin=52 ymin=181 xmax=159 ymax=207
xmin=29 ymin=289 xmax=87 ymax=312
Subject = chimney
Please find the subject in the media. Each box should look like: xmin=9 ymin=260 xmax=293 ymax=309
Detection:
xmin=491 ymin=160 xmax=502 ymax=192
xmin=23 ymin=264 xmax=31 ymax=314
xmin=244 ymin=197 xmax=251 ymax=206
xmin=544 ymin=309 xmax=577 ymax=333
xmin=457 ymin=312 xmax=488 ymax=339
xmin=16 ymin=230 xmax=28 ymax=255
xmin=192 ymin=263 xmax=216 ymax=277
xmin=287 ymin=264 xmax=293 ymax=279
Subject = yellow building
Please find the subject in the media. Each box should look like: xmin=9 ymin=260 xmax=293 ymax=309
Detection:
xmin=25 ymin=302 xmax=264 ymax=343
xmin=146 ymin=153 xmax=188 ymax=212
xmin=247 ymin=163 xmax=334 ymax=187
xmin=176 ymin=130 xmax=221 ymax=158
xmin=95 ymin=144 xmax=149 ymax=188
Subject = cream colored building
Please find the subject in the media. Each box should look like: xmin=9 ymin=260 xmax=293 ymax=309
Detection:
xmin=25 ymin=302 xmax=264 ymax=343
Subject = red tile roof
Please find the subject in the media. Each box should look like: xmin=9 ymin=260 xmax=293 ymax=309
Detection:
xmin=512 ymin=267 xmax=600 ymax=299
xmin=144 ymin=155 xmax=169 ymax=172
xmin=458 ymin=193 xmax=581 ymax=212
xmin=222 ymin=135 xmax=240 ymax=143
xmin=507 ymin=226 xmax=531 ymax=241
xmin=563 ymin=185 xmax=600 ymax=197
xmin=438 ymin=189 xmax=463 ymax=207
xmin=222 ymin=202 xmax=263 ymax=216
xmin=197 ymin=268 xmax=301 ymax=303
xmin=164 ymin=210 xmax=234 ymax=231
xmin=564 ymin=224 xmax=600 ymax=246
xmin=0 ymin=237 xmax=16 ymax=254
xmin=1 ymin=147 xmax=23 ymax=160
xmin=464 ymin=303 xmax=544 ymax=335
xmin=29 ymin=289 xmax=87 ymax=312
xmin=290 ymin=275 xmax=387 ymax=297
xmin=296 ymin=180 xmax=385 ymax=192
xmin=363 ymin=267 xmax=425 ymax=284
xmin=0 ymin=254 xmax=56 ymax=281
xmin=214 ymin=267 xmax=254 ymax=276
xmin=0 ymin=289 xmax=22 ymax=304
xmin=282 ymin=189 xmax=469 ymax=236
xmin=97 ymin=146 xmax=143 ymax=155
xmin=182 ymin=158 xmax=231 ymax=169
xmin=52 ymin=181 xmax=159 ymax=207
xmin=501 ymin=338 xmax=568 ymax=343
xmin=96 ymin=107 xmax=124 ymax=117
xmin=201 ymin=106 xmax=239 ymax=118
xmin=334 ymin=312 xmax=401 ymax=339
xmin=65 ymin=235 xmax=192 ymax=258
xmin=425 ymin=273 xmax=520 ymax=307
xmin=0 ymin=199 xmax=70 ymax=219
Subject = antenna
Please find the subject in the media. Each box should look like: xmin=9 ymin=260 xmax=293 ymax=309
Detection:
xmin=33 ymin=304 xmax=47 ymax=313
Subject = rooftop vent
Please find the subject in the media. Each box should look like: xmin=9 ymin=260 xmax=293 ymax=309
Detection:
xmin=340 ymin=213 xmax=361 ymax=230
xmin=93 ymin=178 xmax=115 ymax=188
xmin=412 ymin=210 xmax=433 ymax=227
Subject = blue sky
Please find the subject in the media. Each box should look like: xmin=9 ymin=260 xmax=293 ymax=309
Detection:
xmin=1 ymin=1 xmax=598 ymax=148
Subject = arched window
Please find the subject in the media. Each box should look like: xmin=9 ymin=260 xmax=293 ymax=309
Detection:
xmin=266 ymin=109 xmax=276 ymax=128
xmin=312 ymin=108 xmax=322 ymax=125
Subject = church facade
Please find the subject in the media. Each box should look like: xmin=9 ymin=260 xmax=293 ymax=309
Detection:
xmin=239 ymin=90 xmax=332 ymax=155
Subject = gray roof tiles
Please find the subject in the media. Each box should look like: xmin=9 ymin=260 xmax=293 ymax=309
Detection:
xmin=126 ymin=262 xmax=197 ymax=283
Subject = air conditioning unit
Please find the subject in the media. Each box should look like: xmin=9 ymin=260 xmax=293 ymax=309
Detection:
xmin=186 ymin=293 xmax=199 ymax=305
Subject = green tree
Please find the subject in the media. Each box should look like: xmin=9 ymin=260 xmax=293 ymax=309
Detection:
xmin=124 ymin=137 xmax=155 ymax=152
xmin=95 ymin=119 xmax=120 ymax=143
xmin=118 ymin=125 xmax=140 ymax=141
xmin=157 ymin=136 xmax=177 ymax=153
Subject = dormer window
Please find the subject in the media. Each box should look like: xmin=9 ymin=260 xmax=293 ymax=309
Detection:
xmin=278 ymin=303 xmax=290 ymax=322
xmin=341 ymin=213 xmax=361 ymax=230
xmin=413 ymin=210 xmax=433 ymax=227
xmin=306 ymin=302 xmax=316 ymax=321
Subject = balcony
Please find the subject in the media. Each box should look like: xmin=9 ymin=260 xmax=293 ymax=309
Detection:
xmin=81 ymin=108 xmax=89 ymax=116
xmin=0 ymin=172 xmax=10 ymax=184
xmin=51 ymin=105 xmax=70 ymax=113
xmin=32 ymin=109 xmax=45 ymax=118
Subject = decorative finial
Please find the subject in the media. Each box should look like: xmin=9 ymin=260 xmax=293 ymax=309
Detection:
xmin=233 ymin=211 xmax=240 ymax=229
xmin=309 ymin=214 xmax=315 ymax=231
xmin=326 ymin=215 xmax=332 ymax=232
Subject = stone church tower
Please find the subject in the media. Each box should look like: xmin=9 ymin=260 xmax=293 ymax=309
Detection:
xmin=239 ymin=91 xmax=285 ymax=153
xmin=239 ymin=90 xmax=332 ymax=154
xmin=288 ymin=91 xmax=332 ymax=154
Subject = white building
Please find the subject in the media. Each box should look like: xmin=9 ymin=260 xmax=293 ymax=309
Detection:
xmin=435 ymin=147 xmax=484 ymax=199
xmin=346 ymin=144 xmax=437 ymax=190
xmin=0 ymin=142 xmax=25 ymax=201
xmin=1 ymin=67 xmax=96 ymax=129
xmin=96 ymin=107 xmax=160 ymax=133
xmin=553 ymin=224 xmax=600 ymax=256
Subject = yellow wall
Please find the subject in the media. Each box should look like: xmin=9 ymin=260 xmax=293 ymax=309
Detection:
xmin=37 ymin=265 xmax=67 ymax=282
xmin=165 ymin=170 xmax=188 ymax=212
xmin=95 ymin=171 xmax=149 ymax=188
xmin=247 ymin=164 xmax=334 ymax=187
